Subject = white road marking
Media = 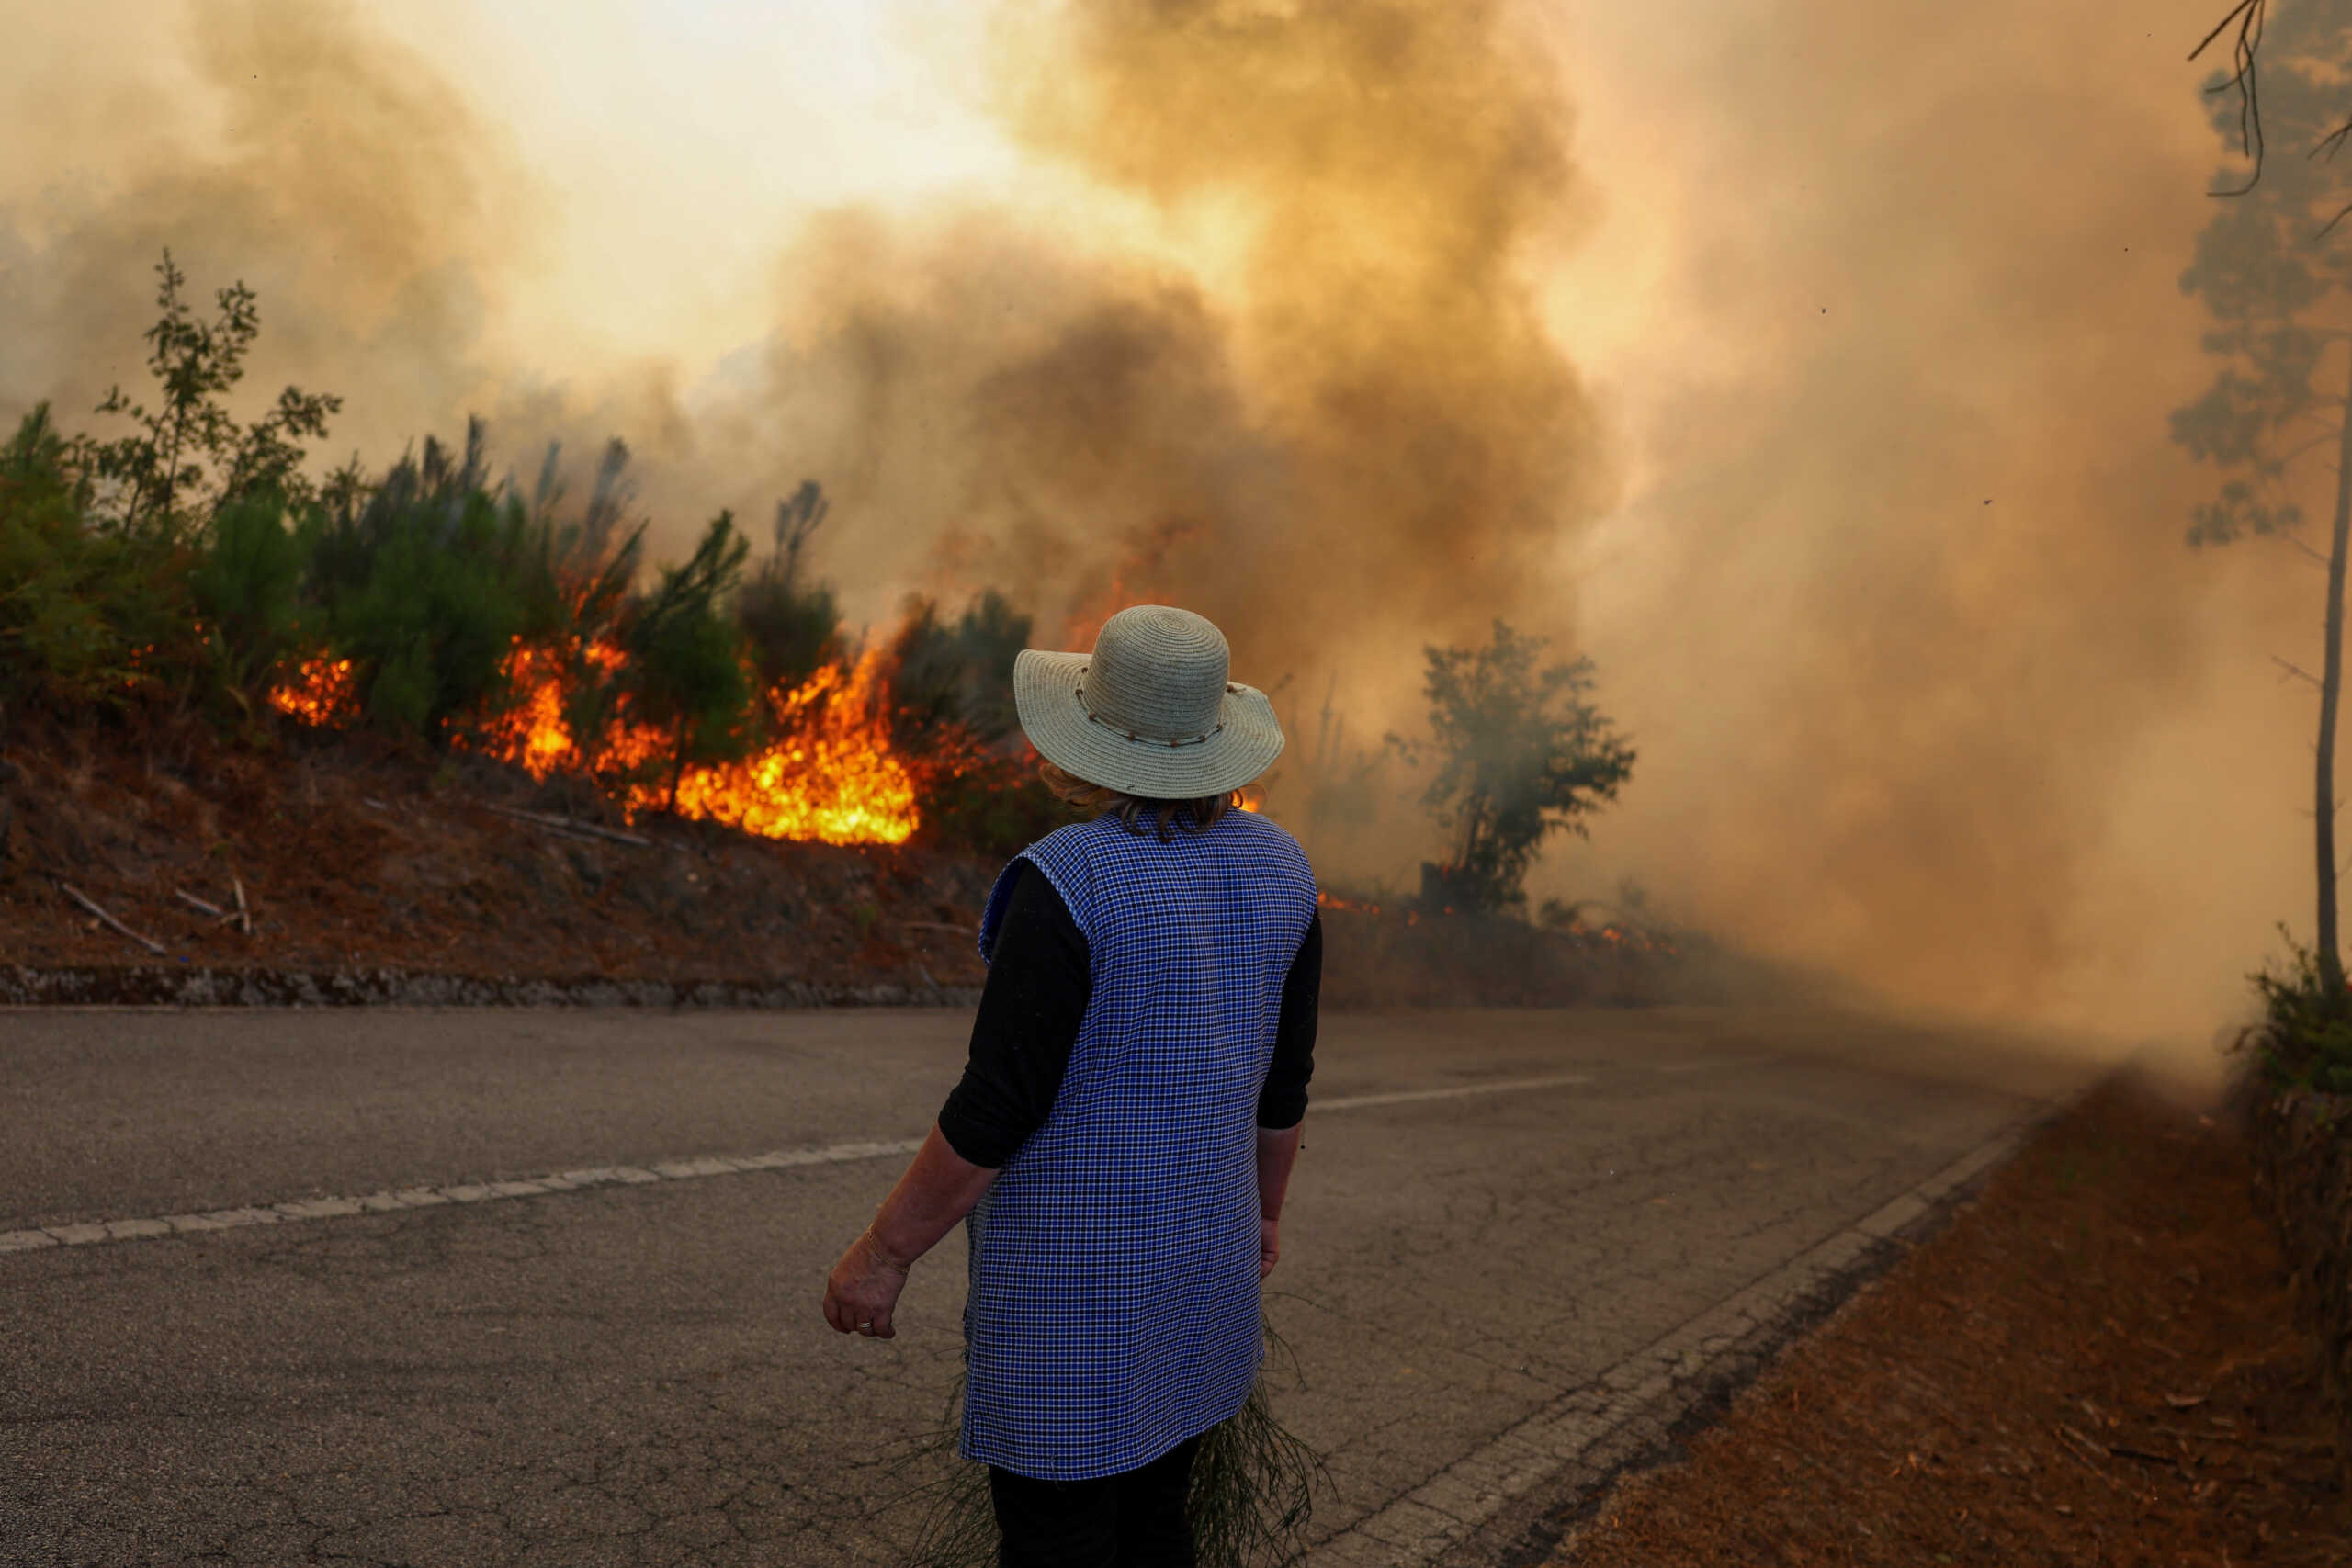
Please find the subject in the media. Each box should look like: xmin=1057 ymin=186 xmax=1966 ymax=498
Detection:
xmin=1315 ymin=1072 xmax=1591 ymax=1111
xmin=0 ymin=1063 xmax=1755 ymax=1257
xmin=0 ymin=1137 xmax=925 ymax=1256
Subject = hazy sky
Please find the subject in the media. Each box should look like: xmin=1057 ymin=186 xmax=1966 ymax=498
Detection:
xmin=363 ymin=0 xmax=1032 ymax=367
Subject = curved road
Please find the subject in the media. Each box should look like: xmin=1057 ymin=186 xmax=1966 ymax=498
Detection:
xmin=0 ymin=1004 xmax=2091 ymax=1566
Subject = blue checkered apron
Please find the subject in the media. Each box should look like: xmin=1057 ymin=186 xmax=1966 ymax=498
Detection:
xmin=959 ymin=808 xmax=1318 ymax=1481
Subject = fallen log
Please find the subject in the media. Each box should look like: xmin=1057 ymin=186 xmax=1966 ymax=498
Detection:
xmin=56 ymin=880 xmax=167 ymax=956
xmin=174 ymin=888 xmax=228 ymax=919
xmin=485 ymin=804 xmax=653 ymax=848
xmin=490 ymin=811 xmax=611 ymax=846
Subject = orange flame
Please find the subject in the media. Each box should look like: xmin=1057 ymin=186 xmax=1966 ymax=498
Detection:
xmin=466 ymin=639 xmax=633 ymax=782
xmin=268 ymin=656 xmax=356 ymax=725
xmin=621 ymin=653 xmax=917 ymax=846
xmin=1316 ymin=890 xmax=1382 ymax=915
xmin=272 ymin=639 xmax=919 ymax=846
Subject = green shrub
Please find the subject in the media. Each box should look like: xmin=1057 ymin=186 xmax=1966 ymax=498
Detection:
xmin=86 ymin=250 xmax=338 ymax=537
xmin=624 ymin=512 xmax=756 ymax=806
xmin=307 ymin=423 xmax=563 ymax=740
xmin=736 ymin=481 xmax=843 ymax=693
xmin=189 ymin=491 xmax=309 ymax=716
xmin=0 ymin=254 xmax=335 ymax=724
xmin=1392 ymin=619 xmax=1636 ymax=915
xmin=0 ymin=404 xmax=194 ymax=715
xmin=915 ymin=750 xmax=1077 ymax=861
xmin=2241 ymin=931 xmax=2352 ymax=1095
xmin=887 ymin=590 xmax=1032 ymax=749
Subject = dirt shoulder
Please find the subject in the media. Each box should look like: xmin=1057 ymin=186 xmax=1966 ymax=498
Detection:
xmin=1543 ymin=1075 xmax=2348 ymax=1566
xmin=1 ymin=721 xmax=998 ymax=990
xmin=0 ymin=720 xmax=1709 ymax=1006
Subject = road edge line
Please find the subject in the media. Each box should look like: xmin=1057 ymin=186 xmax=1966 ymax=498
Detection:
xmin=1306 ymin=1083 xmax=2094 ymax=1566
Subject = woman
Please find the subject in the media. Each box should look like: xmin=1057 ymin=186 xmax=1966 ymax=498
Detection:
xmin=821 ymin=604 xmax=1321 ymax=1567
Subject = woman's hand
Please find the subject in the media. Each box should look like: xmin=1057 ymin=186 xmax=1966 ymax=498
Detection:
xmin=820 ymin=1124 xmax=1000 ymax=1341
xmin=822 ymin=1229 xmax=910 ymax=1339
xmin=1256 ymin=1123 xmax=1301 ymax=1282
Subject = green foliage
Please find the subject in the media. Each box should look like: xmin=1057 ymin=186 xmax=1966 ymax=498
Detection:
xmin=915 ymin=752 xmax=1080 ymax=861
xmin=0 ymin=404 xmax=193 ymax=714
xmin=307 ymin=423 xmax=565 ymax=739
xmin=882 ymin=587 xmax=1049 ymax=856
xmin=189 ymin=492 xmax=309 ymax=716
xmin=886 ymin=590 xmax=1032 ymax=748
xmin=86 ymin=250 xmax=339 ymax=536
xmin=2241 ymin=930 xmax=2352 ymax=1095
xmin=736 ymin=480 xmax=843 ymax=692
xmin=516 ymin=435 xmax=652 ymax=754
xmin=1 ymin=252 xmax=335 ymax=722
xmin=8 ymin=247 xmax=1072 ymax=866
xmin=1393 ymin=619 xmax=1635 ymax=914
xmin=625 ymin=512 xmax=755 ymax=805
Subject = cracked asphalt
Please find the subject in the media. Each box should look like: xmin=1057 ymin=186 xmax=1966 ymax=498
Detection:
xmin=0 ymin=1003 xmax=2094 ymax=1566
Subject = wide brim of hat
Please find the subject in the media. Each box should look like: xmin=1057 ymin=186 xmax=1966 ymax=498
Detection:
xmin=1013 ymin=649 xmax=1285 ymax=799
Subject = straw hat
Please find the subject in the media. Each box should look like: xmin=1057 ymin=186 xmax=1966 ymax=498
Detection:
xmin=1013 ymin=605 xmax=1284 ymax=799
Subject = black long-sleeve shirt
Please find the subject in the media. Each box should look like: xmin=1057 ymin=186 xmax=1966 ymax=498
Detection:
xmin=936 ymin=861 xmax=1322 ymax=1169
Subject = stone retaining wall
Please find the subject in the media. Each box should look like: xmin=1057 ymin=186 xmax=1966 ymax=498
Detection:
xmin=0 ymin=964 xmax=981 ymax=1010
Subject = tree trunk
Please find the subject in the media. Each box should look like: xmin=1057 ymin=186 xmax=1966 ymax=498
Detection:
xmin=2317 ymin=347 xmax=2352 ymax=1004
xmin=667 ymin=725 xmax=689 ymax=816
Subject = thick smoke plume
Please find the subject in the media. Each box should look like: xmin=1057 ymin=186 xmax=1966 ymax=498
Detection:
xmin=1547 ymin=0 xmax=2307 ymax=1061
xmin=0 ymin=0 xmax=539 ymax=465
xmin=713 ymin=0 xmax=1606 ymax=682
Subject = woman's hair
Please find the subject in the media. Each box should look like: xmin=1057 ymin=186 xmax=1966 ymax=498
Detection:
xmin=1037 ymin=759 xmax=1241 ymax=843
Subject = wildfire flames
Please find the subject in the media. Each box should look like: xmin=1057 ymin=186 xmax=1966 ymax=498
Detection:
xmin=621 ymin=653 xmax=917 ymax=847
xmin=270 ymin=642 xmax=919 ymax=846
xmin=267 ymin=656 xmax=357 ymax=726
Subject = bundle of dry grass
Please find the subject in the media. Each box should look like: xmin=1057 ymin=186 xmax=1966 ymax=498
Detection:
xmin=899 ymin=1324 xmax=1327 ymax=1567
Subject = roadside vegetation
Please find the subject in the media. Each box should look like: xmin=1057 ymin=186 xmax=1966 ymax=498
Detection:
xmin=1388 ymin=617 xmax=1637 ymax=918
xmin=2165 ymin=0 xmax=2352 ymax=1501
xmin=2175 ymin=0 xmax=2352 ymax=1089
xmin=0 ymin=252 xmax=1057 ymax=859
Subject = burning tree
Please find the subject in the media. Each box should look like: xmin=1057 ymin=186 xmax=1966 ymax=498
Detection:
xmin=624 ymin=512 xmax=756 ymax=811
xmin=1393 ymin=619 xmax=1634 ymax=915
xmin=302 ymin=421 xmax=574 ymax=740
xmin=2174 ymin=0 xmax=2352 ymax=1032
xmin=885 ymin=590 xmax=1032 ymax=750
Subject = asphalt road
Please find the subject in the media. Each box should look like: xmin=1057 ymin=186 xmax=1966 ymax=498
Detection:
xmin=0 ymin=1004 xmax=2094 ymax=1566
